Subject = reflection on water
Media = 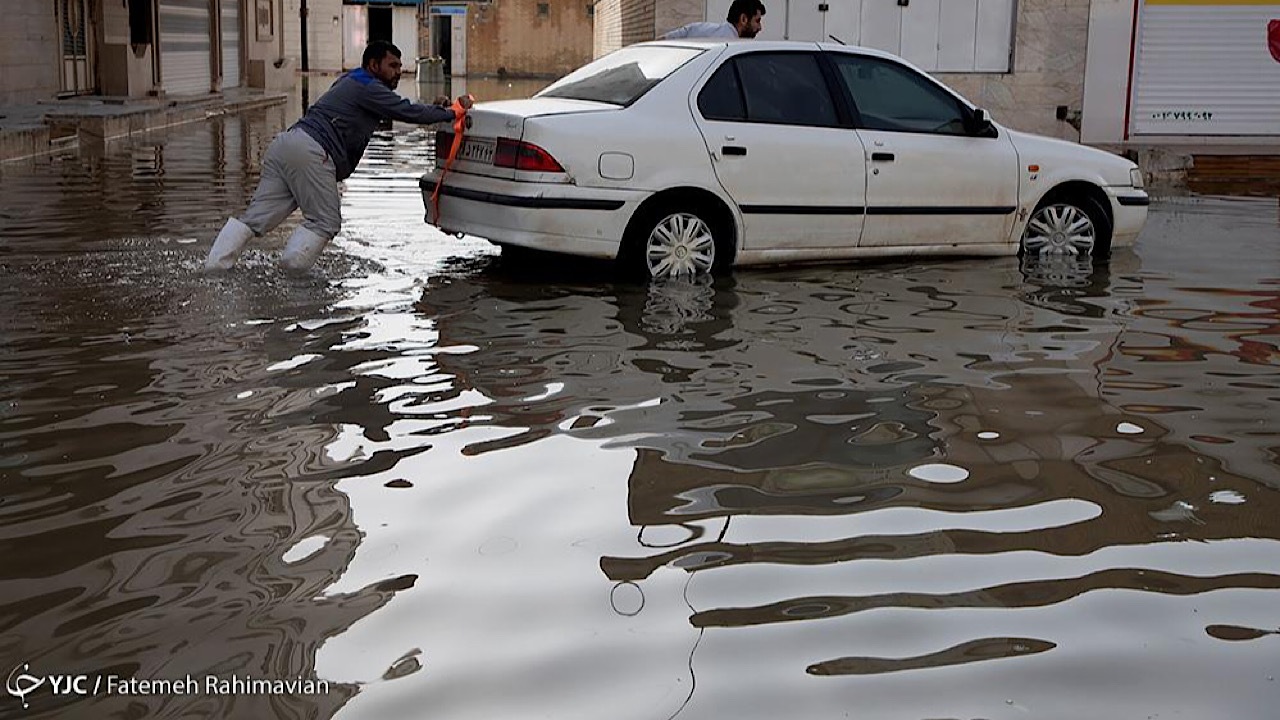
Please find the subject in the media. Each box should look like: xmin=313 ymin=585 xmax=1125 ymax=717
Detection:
xmin=1 ymin=100 xmax=1279 ymax=719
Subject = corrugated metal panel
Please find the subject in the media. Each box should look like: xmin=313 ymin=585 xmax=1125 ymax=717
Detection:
xmin=221 ymin=0 xmax=240 ymax=88
xmin=161 ymin=0 xmax=213 ymax=95
xmin=1132 ymin=3 xmax=1280 ymax=136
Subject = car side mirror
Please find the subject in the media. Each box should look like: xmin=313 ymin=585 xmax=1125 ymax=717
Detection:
xmin=968 ymin=108 xmax=997 ymax=137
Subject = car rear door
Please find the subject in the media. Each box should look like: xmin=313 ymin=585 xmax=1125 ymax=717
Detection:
xmin=691 ymin=51 xmax=867 ymax=252
xmin=827 ymin=52 xmax=1020 ymax=249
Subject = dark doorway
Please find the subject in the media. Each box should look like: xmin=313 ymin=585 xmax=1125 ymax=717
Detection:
xmin=431 ymin=14 xmax=452 ymax=75
xmin=368 ymin=6 xmax=392 ymax=43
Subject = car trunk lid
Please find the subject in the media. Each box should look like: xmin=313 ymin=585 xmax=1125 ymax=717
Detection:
xmin=434 ymin=98 xmax=617 ymax=180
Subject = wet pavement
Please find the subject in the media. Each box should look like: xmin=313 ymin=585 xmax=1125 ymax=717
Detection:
xmin=1 ymin=83 xmax=1279 ymax=719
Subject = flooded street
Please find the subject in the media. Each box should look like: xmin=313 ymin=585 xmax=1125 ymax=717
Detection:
xmin=2 ymin=88 xmax=1279 ymax=719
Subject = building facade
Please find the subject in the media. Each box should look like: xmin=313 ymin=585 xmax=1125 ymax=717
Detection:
xmin=1 ymin=0 xmax=295 ymax=105
xmin=424 ymin=0 xmax=593 ymax=79
xmin=594 ymin=0 xmax=1280 ymax=147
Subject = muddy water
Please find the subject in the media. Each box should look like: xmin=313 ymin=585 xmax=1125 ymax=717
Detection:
xmin=1 ymin=97 xmax=1279 ymax=719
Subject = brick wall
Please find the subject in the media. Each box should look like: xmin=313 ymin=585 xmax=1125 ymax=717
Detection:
xmin=618 ymin=0 xmax=655 ymax=47
xmin=468 ymin=0 xmax=593 ymax=79
xmin=0 ymin=0 xmax=65 ymax=105
xmin=594 ymin=0 xmax=622 ymax=58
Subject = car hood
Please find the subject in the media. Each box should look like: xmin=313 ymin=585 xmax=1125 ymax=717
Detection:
xmin=1004 ymin=128 xmax=1137 ymax=186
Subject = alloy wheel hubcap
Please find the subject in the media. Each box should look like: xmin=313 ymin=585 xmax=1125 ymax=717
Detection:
xmin=646 ymin=213 xmax=715 ymax=279
xmin=1022 ymin=204 xmax=1096 ymax=256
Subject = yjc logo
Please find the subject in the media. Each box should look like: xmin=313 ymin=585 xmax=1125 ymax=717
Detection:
xmin=5 ymin=663 xmax=44 ymax=709
xmin=6 ymin=663 xmax=96 ymax=709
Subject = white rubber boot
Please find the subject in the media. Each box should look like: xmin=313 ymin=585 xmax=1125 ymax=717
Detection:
xmin=280 ymin=226 xmax=330 ymax=273
xmin=203 ymin=217 xmax=255 ymax=271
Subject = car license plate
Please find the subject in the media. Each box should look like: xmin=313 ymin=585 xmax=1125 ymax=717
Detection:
xmin=459 ymin=138 xmax=495 ymax=164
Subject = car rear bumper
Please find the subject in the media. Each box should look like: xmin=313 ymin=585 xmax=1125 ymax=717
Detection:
xmin=420 ymin=171 xmax=645 ymax=259
xmin=1107 ymin=187 xmax=1149 ymax=247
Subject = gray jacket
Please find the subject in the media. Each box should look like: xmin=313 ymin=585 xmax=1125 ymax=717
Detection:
xmin=294 ymin=68 xmax=454 ymax=180
xmin=663 ymin=21 xmax=739 ymax=39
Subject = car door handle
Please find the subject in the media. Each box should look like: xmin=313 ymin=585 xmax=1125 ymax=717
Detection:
xmin=871 ymin=152 xmax=895 ymax=162
xmin=722 ymin=145 xmax=747 ymax=156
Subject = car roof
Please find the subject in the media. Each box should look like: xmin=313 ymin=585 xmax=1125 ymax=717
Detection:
xmin=643 ymin=39 xmax=907 ymax=64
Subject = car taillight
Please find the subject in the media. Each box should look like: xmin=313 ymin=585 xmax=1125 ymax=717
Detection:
xmin=434 ymin=130 xmax=453 ymax=166
xmin=494 ymin=138 xmax=565 ymax=173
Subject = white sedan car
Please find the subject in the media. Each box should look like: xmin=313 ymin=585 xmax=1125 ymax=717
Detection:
xmin=422 ymin=41 xmax=1149 ymax=279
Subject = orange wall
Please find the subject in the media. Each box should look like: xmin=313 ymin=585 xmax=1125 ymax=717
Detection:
xmin=467 ymin=0 xmax=593 ymax=79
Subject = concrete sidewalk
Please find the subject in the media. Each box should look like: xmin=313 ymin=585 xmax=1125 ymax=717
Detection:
xmin=0 ymin=88 xmax=287 ymax=163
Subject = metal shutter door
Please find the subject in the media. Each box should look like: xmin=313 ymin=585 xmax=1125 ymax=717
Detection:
xmin=1132 ymin=1 xmax=1280 ymax=136
xmin=221 ymin=0 xmax=240 ymax=89
xmin=160 ymin=0 xmax=212 ymax=95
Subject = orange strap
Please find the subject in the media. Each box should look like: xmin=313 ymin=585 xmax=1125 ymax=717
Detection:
xmin=431 ymin=96 xmax=472 ymax=227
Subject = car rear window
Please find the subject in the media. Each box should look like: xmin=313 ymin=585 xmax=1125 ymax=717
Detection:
xmin=537 ymin=46 xmax=704 ymax=106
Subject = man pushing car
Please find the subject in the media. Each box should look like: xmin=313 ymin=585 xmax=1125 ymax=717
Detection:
xmin=204 ymin=40 xmax=472 ymax=272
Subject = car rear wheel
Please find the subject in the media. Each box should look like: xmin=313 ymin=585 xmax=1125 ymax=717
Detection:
xmin=1021 ymin=195 xmax=1111 ymax=260
xmin=622 ymin=203 xmax=730 ymax=281
xmin=645 ymin=212 xmax=715 ymax=279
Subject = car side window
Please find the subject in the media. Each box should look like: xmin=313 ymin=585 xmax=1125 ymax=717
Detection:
xmin=734 ymin=53 xmax=839 ymax=128
xmin=832 ymin=55 xmax=969 ymax=136
xmin=698 ymin=64 xmax=746 ymax=122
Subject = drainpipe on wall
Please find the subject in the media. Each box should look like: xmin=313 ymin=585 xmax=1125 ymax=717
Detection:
xmin=300 ymin=0 xmax=310 ymax=107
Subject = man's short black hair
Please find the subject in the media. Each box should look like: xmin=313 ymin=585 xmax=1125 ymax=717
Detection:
xmin=362 ymin=40 xmax=402 ymax=67
xmin=726 ymin=0 xmax=765 ymax=24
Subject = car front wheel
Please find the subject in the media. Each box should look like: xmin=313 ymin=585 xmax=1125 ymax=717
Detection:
xmin=1021 ymin=195 xmax=1111 ymax=259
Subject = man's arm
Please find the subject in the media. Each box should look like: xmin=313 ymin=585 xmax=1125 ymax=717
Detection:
xmin=359 ymin=82 xmax=455 ymax=125
xmin=662 ymin=23 xmax=692 ymax=39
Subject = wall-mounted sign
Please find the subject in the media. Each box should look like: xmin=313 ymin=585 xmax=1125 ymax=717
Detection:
xmin=256 ymin=0 xmax=273 ymax=41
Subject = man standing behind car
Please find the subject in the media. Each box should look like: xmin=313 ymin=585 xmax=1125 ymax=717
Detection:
xmin=663 ymin=0 xmax=765 ymax=40
xmin=204 ymin=40 xmax=471 ymax=273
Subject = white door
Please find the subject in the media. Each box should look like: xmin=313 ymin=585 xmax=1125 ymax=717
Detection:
xmin=160 ymin=0 xmax=213 ymax=95
xmin=343 ymin=5 xmax=366 ymax=70
xmin=451 ymin=12 xmax=468 ymax=76
xmin=221 ymin=0 xmax=240 ymax=88
xmin=692 ymin=52 xmax=866 ymax=251
xmin=392 ymin=6 xmax=419 ymax=67
xmin=56 ymin=0 xmax=96 ymax=95
xmin=828 ymin=52 xmax=1019 ymax=248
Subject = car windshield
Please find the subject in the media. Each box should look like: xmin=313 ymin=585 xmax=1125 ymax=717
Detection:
xmin=537 ymin=46 xmax=704 ymax=106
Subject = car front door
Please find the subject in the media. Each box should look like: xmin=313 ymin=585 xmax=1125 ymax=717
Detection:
xmin=691 ymin=51 xmax=867 ymax=252
xmin=828 ymin=53 xmax=1020 ymax=249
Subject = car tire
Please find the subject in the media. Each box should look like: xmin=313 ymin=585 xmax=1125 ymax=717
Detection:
xmin=620 ymin=203 xmax=732 ymax=281
xmin=1020 ymin=193 xmax=1112 ymax=261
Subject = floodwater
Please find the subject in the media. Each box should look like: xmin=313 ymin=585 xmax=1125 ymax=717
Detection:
xmin=2 ymin=87 xmax=1279 ymax=720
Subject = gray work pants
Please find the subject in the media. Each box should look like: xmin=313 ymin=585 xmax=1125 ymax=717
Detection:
xmin=239 ymin=128 xmax=342 ymax=240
